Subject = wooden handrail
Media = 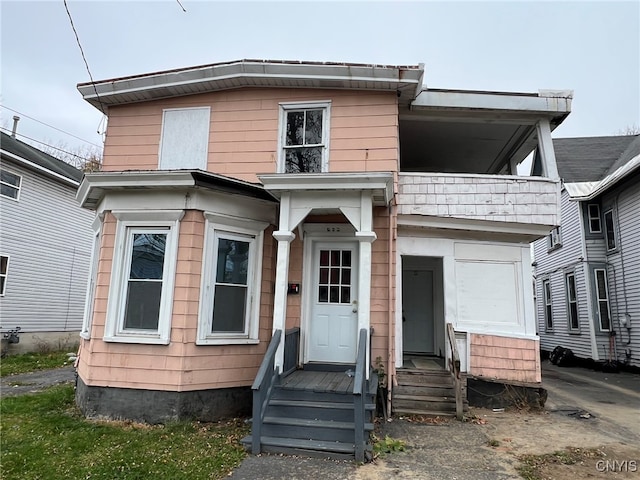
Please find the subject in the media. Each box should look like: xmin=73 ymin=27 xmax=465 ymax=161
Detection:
xmin=353 ymin=328 xmax=368 ymax=462
xmin=251 ymin=329 xmax=282 ymax=454
xmin=446 ymin=323 xmax=463 ymax=420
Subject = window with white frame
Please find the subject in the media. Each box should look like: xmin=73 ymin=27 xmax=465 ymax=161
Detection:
xmin=1 ymin=169 xmax=21 ymax=200
xmin=159 ymin=107 xmax=211 ymax=170
xmin=0 ymin=255 xmax=8 ymax=296
xmin=587 ymin=204 xmax=601 ymax=233
xmin=565 ymin=272 xmax=579 ymax=330
xmin=603 ymin=209 xmax=617 ymax=251
xmin=197 ymin=215 xmax=265 ymax=344
xmin=543 ymin=279 xmax=553 ymax=330
xmin=548 ymin=227 xmax=562 ymax=251
xmin=594 ymin=269 xmax=611 ymax=331
xmin=104 ymin=211 xmax=182 ymax=344
xmin=81 ymin=226 xmax=101 ymax=339
xmin=279 ymin=102 xmax=330 ymax=173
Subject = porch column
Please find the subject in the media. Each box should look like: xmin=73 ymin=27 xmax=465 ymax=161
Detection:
xmin=355 ymin=192 xmax=376 ymax=379
xmin=536 ymin=119 xmax=559 ymax=180
xmin=272 ymin=192 xmax=295 ymax=373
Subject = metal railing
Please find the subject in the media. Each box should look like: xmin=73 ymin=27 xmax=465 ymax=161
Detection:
xmin=251 ymin=329 xmax=282 ymax=454
xmin=353 ymin=328 xmax=368 ymax=462
xmin=446 ymin=322 xmax=463 ymax=420
xmin=283 ymin=327 xmax=300 ymax=377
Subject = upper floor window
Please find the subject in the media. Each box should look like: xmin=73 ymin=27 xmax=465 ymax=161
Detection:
xmin=603 ymin=209 xmax=617 ymax=251
xmin=104 ymin=211 xmax=183 ymax=344
xmin=565 ymin=272 xmax=579 ymax=331
xmin=587 ymin=204 xmax=601 ymax=233
xmin=0 ymin=255 xmax=8 ymax=296
xmin=159 ymin=107 xmax=210 ymax=170
xmin=543 ymin=279 xmax=553 ymax=330
xmin=278 ymin=102 xmax=330 ymax=173
xmin=1 ymin=169 xmax=21 ymax=200
xmin=548 ymin=227 xmax=562 ymax=252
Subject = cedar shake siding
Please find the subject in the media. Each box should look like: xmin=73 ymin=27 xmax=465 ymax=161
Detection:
xmin=102 ymin=89 xmax=399 ymax=182
xmin=469 ymin=334 xmax=541 ymax=383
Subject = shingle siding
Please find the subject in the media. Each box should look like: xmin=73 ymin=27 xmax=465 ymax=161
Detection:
xmin=0 ymin=161 xmax=94 ymax=333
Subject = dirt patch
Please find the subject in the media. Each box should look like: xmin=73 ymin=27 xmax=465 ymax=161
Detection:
xmin=0 ymin=366 xmax=75 ymax=398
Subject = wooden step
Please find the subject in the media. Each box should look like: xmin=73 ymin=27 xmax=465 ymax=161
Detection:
xmin=260 ymin=416 xmax=373 ymax=443
xmin=394 ymin=384 xmax=455 ymax=397
xmin=391 ymin=408 xmax=457 ymax=418
xmin=267 ymin=399 xmax=375 ymax=423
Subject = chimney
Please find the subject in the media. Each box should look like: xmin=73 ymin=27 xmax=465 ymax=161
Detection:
xmin=11 ymin=116 xmax=20 ymax=138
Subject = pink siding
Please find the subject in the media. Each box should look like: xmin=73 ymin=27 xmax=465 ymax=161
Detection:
xmin=103 ymin=88 xmax=399 ymax=182
xmin=78 ymin=213 xmax=277 ymax=391
xmin=469 ymin=334 xmax=541 ymax=384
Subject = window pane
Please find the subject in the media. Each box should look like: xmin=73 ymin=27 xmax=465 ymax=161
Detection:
xmin=330 ymin=251 xmax=340 ymax=266
xmin=320 ymin=250 xmax=329 ymax=266
xmin=329 ymin=286 xmax=339 ymax=303
xmin=567 ymin=275 xmax=576 ymax=301
xmin=0 ymin=184 xmax=18 ymax=199
xmin=330 ymin=268 xmax=340 ymax=284
xmin=342 ymin=250 xmax=351 ymax=267
xmin=341 ymin=286 xmax=351 ymax=304
xmin=319 ymin=267 xmax=329 ymax=284
xmin=285 ymin=147 xmax=322 ymax=173
xmin=0 ymin=276 xmax=5 ymax=295
xmin=212 ymin=285 xmax=247 ymax=333
xmin=124 ymin=281 xmax=162 ymax=330
xmin=216 ymin=239 xmax=249 ymax=285
xmin=304 ymin=110 xmax=323 ymax=144
xmin=599 ymin=301 xmax=610 ymax=330
xmin=570 ymin=304 xmax=579 ymax=329
xmin=596 ymin=270 xmax=607 ymax=299
xmin=0 ymin=256 xmax=7 ymax=274
xmin=341 ymin=268 xmax=351 ymax=285
xmin=1 ymin=170 xmax=20 ymax=186
xmin=286 ymin=111 xmax=305 ymax=146
xmin=130 ymin=234 xmax=166 ymax=280
xmin=590 ymin=218 xmax=601 ymax=232
xmin=546 ymin=305 xmax=553 ymax=328
xmin=318 ymin=285 xmax=328 ymax=303
xmin=604 ymin=211 xmax=616 ymax=249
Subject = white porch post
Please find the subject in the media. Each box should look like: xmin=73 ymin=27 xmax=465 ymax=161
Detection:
xmin=536 ymin=119 xmax=560 ymax=180
xmin=355 ymin=192 xmax=376 ymax=379
xmin=272 ymin=193 xmax=295 ymax=373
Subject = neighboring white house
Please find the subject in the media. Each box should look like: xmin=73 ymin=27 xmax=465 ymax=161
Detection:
xmin=533 ymin=134 xmax=640 ymax=369
xmin=0 ymin=130 xmax=95 ymax=353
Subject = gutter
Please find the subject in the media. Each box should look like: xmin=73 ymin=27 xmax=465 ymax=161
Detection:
xmin=565 ymin=154 xmax=640 ymax=201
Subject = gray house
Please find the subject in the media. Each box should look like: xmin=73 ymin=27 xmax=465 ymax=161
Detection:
xmin=0 ymin=131 xmax=95 ymax=353
xmin=532 ymin=134 xmax=640 ymax=369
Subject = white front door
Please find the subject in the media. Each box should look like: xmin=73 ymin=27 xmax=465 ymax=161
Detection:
xmin=308 ymin=242 xmax=359 ymax=363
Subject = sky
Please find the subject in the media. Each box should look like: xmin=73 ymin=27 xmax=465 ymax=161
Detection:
xmin=1 ymin=0 xmax=639 ymax=162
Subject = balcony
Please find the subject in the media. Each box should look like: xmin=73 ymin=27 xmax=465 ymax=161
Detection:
xmin=397 ymin=172 xmax=560 ymax=235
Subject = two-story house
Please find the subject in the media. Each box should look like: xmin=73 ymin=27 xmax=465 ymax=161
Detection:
xmin=74 ymin=59 xmax=571 ymax=460
xmin=533 ymin=134 xmax=640 ymax=370
xmin=0 ymin=130 xmax=94 ymax=353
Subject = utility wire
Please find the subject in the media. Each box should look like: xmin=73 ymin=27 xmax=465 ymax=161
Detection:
xmin=63 ymin=0 xmax=107 ymax=116
xmin=176 ymin=0 xmax=186 ymax=12
xmin=0 ymin=105 xmax=102 ymax=148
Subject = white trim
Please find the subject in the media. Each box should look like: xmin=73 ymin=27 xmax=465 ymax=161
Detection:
xmin=593 ymin=268 xmax=612 ymax=331
xmin=80 ymin=216 xmax=103 ymax=340
xmin=565 ymin=271 xmax=579 ymax=331
xmin=543 ymin=278 xmax=553 ymax=331
xmin=0 ymin=255 xmax=9 ymax=297
xmin=103 ymin=211 xmax=183 ymax=345
xmin=587 ymin=203 xmax=602 ymax=233
xmin=603 ymin=209 xmax=618 ymax=251
xmin=0 ymin=167 xmax=22 ymax=201
xmin=196 ymin=218 xmax=265 ymax=345
xmin=277 ymin=101 xmax=331 ymax=174
xmin=0 ymin=150 xmax=79 ymax=187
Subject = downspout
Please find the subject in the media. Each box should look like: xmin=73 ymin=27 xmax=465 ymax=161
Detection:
xmin=387 ymin=202 xmax=396 ymax=415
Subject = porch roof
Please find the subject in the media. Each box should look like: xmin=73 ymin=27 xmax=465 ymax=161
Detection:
xmin=77 ymin=169 xmax=278 ymax=210
xmin=258 ymin=172 xmax=395 ymax=206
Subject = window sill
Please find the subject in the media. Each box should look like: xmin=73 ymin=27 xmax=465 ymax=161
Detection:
xmin=568 ymin=330 xmax=581 ymax=335
xmin=196 ymin=338 xmax=260 ymax=346
xmin=547 ymin=244 xmax=562 ymax=253
xmin=80 ymin=332 xmax=90 ymax=340
xmin=103 ymin=335 xmax=170 ymax=345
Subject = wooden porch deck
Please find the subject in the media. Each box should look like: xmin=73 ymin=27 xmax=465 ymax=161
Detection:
xmin=280 ymin=370 xmax=356 ymax=394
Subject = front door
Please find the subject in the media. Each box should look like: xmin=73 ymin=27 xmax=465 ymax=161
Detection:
xmin=308 ymin=242 xmax=359 ymax=363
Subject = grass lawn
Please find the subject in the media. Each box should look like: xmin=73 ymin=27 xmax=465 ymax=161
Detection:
xmin=1 ymin=384 xmax=249 ymax=480
xmin=1 ymin=351 xmax=72 ymax=377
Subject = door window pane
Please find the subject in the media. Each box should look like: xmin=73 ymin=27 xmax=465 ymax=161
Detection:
xmin=318 ymin=249 xmax=353 ymax=304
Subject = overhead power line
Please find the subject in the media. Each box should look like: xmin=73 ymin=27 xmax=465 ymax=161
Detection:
xmin=0 ymin=105 xmax=102 ymax=148
xmin=63 ymin=0 xmax=107 ymax=116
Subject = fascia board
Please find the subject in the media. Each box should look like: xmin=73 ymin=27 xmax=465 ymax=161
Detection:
xmin=565 ymin=154 xmax=640 ymax=201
